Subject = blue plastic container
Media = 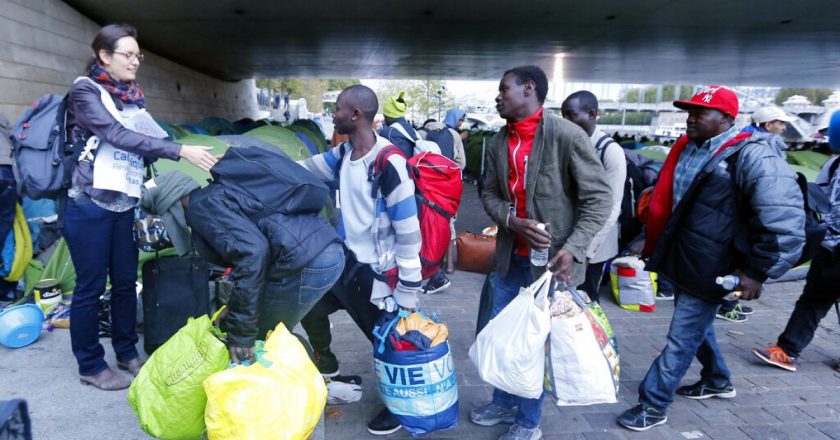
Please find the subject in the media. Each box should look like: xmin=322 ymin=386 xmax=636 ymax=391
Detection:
xmin=0 ymin=304 xmax=44 ymax=348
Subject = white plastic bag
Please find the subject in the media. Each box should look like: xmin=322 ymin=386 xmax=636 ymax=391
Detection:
xmin=610 ymin=255 xmax=657 ymax=312
xmin=544 ymin=288 xmax=620 ymax=406
xmin=468 ymin=271 xmax=552 ymax=399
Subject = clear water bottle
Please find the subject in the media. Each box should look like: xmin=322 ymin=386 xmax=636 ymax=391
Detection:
xmin=530 ymin=223 xmax=549 ymax=267
xmin=715 ymin=275 xmax=742 ymax=300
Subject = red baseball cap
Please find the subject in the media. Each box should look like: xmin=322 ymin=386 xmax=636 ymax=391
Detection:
xmin=673 ymin=86 xmax=739 ymax=118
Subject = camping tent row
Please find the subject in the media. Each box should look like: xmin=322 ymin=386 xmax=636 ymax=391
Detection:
xmin=155 ymin=117 xmax=328 ymax=155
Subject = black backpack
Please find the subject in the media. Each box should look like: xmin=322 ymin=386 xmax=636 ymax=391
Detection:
xmin=595 ymin=134 xmax=646 ymax=248
xmin=422 ymin=127 xmax=456 ymax=161
xmin=210 ymin=146 xmax=330 ymax=215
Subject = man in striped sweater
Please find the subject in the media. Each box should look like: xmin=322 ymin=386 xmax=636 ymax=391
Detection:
xmin=298 ymin=84 xmax=422 ymax=435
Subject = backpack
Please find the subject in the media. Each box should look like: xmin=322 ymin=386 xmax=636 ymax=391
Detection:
xmin=10 ymin=94 xmax=83 ymax=200
xmin=210 ymin=146 xmax=330 ymax=215
xmin=387 ymin=122 xmax=442 ymax=156
xmin=421 ymin=127 xmax=455 ymax=161
xmin=337 ymin=143 xmax=463 ymax=280
xmin=594 ymin=135 xmax=646 ymax=248
xmin=795 ymin=172 xmax=827 ymax=265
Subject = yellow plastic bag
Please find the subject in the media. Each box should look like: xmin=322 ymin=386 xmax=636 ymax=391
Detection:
xmin=6 ymin=204 xmax=32 ymax=282
xmin=203 ymin=324 xmax=326 ymax=440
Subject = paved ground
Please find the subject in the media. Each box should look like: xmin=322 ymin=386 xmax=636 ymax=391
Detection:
xmin=2 ymin=183 xmax=840 ymax=439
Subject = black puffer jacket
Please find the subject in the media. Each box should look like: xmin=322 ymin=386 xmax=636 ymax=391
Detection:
xmin=187 ymin=183 xmax=341 ymax=346
xmin=647 ymin=133 xmax=805 ymax=301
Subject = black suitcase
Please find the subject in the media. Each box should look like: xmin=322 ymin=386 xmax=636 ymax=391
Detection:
xmin=141 ymin=255 xmax=211 ymax=355
xmin=0 ymin=399 xmax=32 ymax=440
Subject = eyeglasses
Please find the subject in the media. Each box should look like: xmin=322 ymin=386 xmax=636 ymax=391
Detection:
xmin=112 ymin=51 xmax=144 ymax=62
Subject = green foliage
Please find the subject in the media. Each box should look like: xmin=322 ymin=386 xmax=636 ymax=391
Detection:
xmin=775 ymin=88 xmax=834 ymax=106
xmin=598 ymin=111 xmax=653 ymax=125
xmin=622 ymin=85 xmax=694 ymax=103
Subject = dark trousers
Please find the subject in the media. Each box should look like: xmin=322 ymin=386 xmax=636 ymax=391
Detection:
xmin=62 ymin=196 xmax=139 ymax=376
xmin=579 ymin=261 xmax=606 ymax=303
xmin=300 ymin=250 xmax=381 ymax=374
xmin=778 ymin=247 xmax=840 ymax=358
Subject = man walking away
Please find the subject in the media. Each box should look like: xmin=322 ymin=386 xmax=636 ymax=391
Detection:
xmin=752 ymin=109 xmax=840 ymax=374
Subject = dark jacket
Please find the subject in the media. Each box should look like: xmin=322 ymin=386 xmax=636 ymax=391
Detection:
xmin=378 ymin=117 xmax=416 ymax=158
xmin=187 ymin=183 xmax=341 ymax=346
xmin=481 ymin=111 xmax=612 ymax=284
xmin=647 ymin=132 xmax=805 ymax=300
xmin=66 ymin=79 xmax=181 ymax=205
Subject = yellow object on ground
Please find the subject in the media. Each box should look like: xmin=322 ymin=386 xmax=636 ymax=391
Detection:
xmin=203 ymin=324 xmax=326 ymax=440
xmin=6 ymin=204 xmax=32 ymax=282
xmin=395 ymin=312 xmax=449 ymax=347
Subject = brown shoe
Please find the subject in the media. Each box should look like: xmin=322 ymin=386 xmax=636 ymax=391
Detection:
xmin=117 ymin=357 xmax=145 ymax=376
xmin=829 ymin=358 xmax=840 ymax=373
xmin=80 ymin=367 xmax=131 ymax=390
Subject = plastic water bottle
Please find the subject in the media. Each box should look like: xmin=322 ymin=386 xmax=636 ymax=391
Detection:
xmin=715 ymin=275 xmax=742 ymax=300
xmin=530 ymin=223 xmax=549 ymax=267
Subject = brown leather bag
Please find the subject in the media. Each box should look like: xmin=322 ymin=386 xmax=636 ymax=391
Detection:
xmin=456 ymin=232 xmax=496 ymax=273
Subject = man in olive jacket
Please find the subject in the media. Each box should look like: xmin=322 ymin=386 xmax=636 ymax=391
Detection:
xmin=473 ymin=65 xmax=612 ymax=440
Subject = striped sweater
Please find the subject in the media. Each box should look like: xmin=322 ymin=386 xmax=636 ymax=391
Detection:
xmin=298 ymin=133 xmax=422 ymax=309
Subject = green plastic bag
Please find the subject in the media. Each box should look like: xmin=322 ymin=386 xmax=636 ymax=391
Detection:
xmin=128 ymin=310 xmax=229 ymax=440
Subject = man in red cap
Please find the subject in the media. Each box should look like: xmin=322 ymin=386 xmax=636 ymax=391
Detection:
xmin=617 ymin=86 xmax=806 ymax=431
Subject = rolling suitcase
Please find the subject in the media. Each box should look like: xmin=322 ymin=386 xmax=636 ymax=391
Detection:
xmin=141 ymin=255 xmax=211 ymax=355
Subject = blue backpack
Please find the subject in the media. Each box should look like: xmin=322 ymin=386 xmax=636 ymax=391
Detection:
xmin=10 ymin=93 xmax=83 ymax=199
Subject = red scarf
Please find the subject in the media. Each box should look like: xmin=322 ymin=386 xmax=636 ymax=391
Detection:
xmin=642 ymin=132 xmax=753 ymax=256
xmin=88 ymin=63 xmax=145 ymax=108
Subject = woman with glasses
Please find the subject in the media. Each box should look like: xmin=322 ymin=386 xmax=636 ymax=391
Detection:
xmin=63 ymin=23 xmax=218 ymax=390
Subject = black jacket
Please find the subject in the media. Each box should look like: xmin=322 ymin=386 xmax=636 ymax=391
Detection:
xmin=647 ymin=133 xmax=805 ymax=301
xmin=187 ymin=183 xmax=340 ymax=346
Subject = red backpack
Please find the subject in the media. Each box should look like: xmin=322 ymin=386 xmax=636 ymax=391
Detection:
xmin=371 ymin=145 xmax=463 ymax=281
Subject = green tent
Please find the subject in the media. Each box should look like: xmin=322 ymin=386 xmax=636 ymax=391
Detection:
xmin=787 ymin=151 xmax=829 ymax=172
xmin=151 ymin=134 xmax=231 ymax=186
xmin=199 ymin=117 xmax=237 ymax=136
xmin=464 ymin=131 xmax=497 ymax=177
xmin=291 ymin=120 xmax=329 ymax=152
xmin=244 ymin=126 xmax=313 ymax=161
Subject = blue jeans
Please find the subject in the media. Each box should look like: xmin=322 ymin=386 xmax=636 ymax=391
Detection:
xmin=257 ymin=242 xmax=344 ymax=338
xmin=490 ymin=254 xmax=544 ymax=429
xmin=62 ymin=196 xmax=139 ymax=376
xmin=639 ymin=290 xmax=731 ymax=411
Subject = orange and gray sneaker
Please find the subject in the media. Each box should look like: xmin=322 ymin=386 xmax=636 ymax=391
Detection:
xmin=751 ymin=345 xmax=796 ymax=372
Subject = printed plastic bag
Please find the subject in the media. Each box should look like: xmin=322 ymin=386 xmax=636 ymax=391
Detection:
xmin=203 ymin=324 xmax=326 ymax=440
xmin=127 ymin=309 xmax=229 ymax=440
xmin=372 ymin=310 xmax=458 ymax=436
xmin=544 ymin=286 xmax=620 ymax=406
xmin=610 ymin=255 xmax=657 ymax=312
xmin=469 ymin=271 xmax=552 ymax=399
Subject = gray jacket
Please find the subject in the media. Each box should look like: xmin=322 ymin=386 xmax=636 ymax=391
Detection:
xmin=481 ymin=111 xmax=612 ymax=284
xmin=0 ymin=113 xmax=12 ymax=166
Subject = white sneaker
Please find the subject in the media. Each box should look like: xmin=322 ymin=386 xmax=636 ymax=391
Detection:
xmin=326 ymin=380 xmax=362 ymax=404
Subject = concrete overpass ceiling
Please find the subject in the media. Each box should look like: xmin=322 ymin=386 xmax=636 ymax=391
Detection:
xmin=64 ymin=0 xmax=840 ymax=86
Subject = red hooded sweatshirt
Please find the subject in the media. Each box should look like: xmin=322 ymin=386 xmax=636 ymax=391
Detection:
xmin=507 ymin=108 xmax=543 ymax=256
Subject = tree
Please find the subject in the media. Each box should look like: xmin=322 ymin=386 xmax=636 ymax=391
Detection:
xmin=775 ymin=88 xmax=834 ymax=106
xmin=623 ymin=85 xmax=694 ymax=103
xmin=255 ymin=78 xmax=361 ymax=112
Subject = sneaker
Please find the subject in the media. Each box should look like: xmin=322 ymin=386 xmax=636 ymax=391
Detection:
xmin=499 ymin=423 xmax=542 ymax=440
xmin=469 ymin=402 xmax=517 ymax=427
xmin=733 ymin=303 xmax=754 ymax=315
xmin=322 ymin=371 xmax=362 ymax=385
xmin=423 ymin=273 xmax=451 ymax=294
xmin=716 ymin=310 xmax=747 ymax=323
xmin=752 ymin=345 xmax=797 ymax=372
xmin=367 ymin=408 xmax=402 ymax=435
xmin=676 ymin=380 xmax=736 ymax=399
xmin=656 ymin=290 xmax=675 ymax=301
xmin=828 ymin=358 xmax=840 ymax=373
xmin=616 ymin=404 xmax=667 ymax=432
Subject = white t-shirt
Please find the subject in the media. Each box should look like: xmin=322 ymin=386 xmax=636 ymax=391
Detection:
xmin=339 ymin=139 xmax=385 ymax=264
